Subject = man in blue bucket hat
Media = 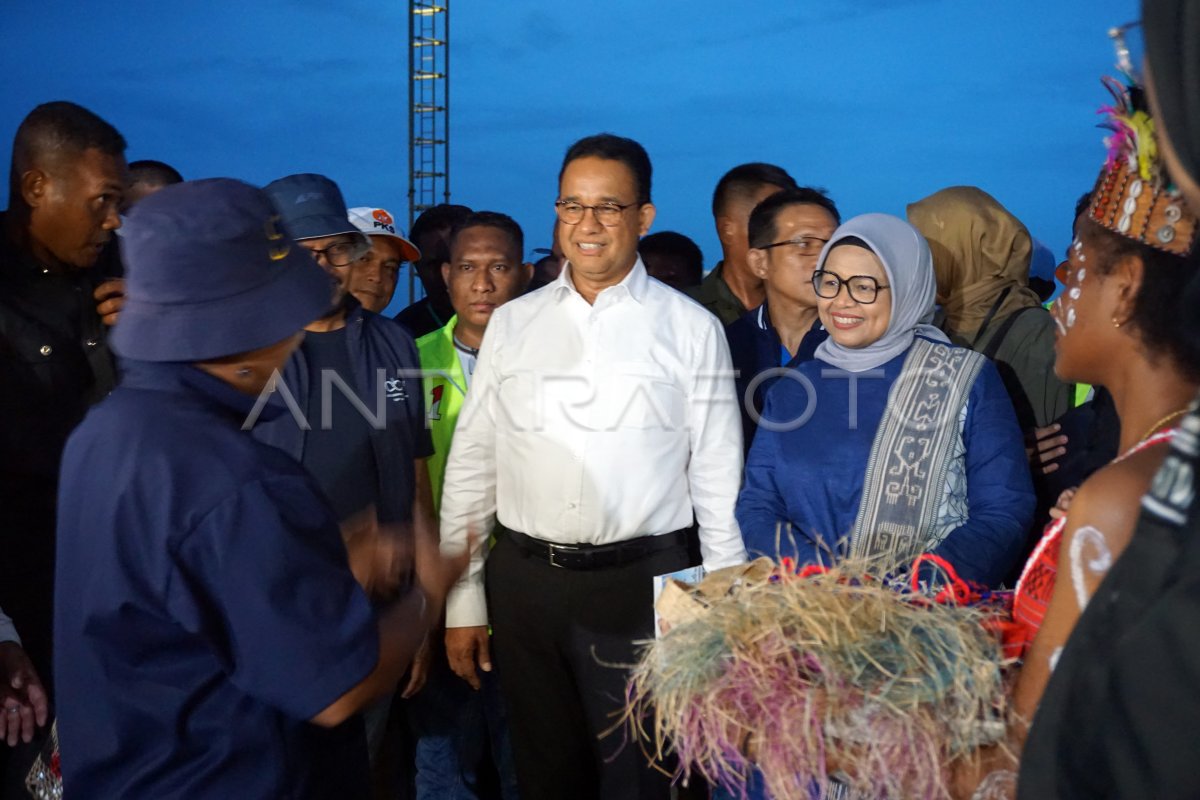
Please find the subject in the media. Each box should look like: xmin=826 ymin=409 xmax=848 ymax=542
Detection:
xmin=52 ymin=178 xmax=468 ymax=799
xmin=258 ymin=174 xmax=439 ymax=770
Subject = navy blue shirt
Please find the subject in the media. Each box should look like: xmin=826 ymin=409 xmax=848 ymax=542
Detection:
xmin=299 ymin=327 xmax=379 ymax=521
xmin=54 ymin=360 xmax=379 ymax=799
xmin=254 ymin=301 xmax=433 ymax=525
xmin=724 ymin=302 xmax=828 ymax=455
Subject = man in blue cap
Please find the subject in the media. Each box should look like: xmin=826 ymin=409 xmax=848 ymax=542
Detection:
xmin=53 ymin=178 xmax=468 ymax=798
xmin=258 ymin=173 xmax=438 ymax=759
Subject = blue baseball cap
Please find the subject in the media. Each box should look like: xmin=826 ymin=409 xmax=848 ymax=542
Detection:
xmin=111 ymin=178 xmax=337 ymax=362
xmin=263 ymin=173 xmax=367 ymax=243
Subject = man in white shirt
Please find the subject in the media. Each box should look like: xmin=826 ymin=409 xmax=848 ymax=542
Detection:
xmin=439 ymin=133 xmax=747 ymax=800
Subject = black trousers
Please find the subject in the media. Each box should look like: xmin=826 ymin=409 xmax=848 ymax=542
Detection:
xmin=485 ymin=532 xmax=691 ymax=800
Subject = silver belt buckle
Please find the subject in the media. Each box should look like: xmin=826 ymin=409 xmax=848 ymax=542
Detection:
xmin=547 ymin=542 xmax=577 ymax=569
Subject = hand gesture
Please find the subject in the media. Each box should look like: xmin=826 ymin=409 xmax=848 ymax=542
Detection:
xmin=445 ymin=626 xmax=492 ymax=690
xmin=342 ymin=506 xmax=413 ymax=600
xmin=0 ymin=642 xmax=49 ymax=746
xmin=1027 ymin=423 xmax=1068 ymax=476
xmin=94 ymin=279 xmax=126 ymax=326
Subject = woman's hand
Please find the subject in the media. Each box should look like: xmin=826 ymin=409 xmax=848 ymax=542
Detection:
xmin=1048 ymin=488 xmax=1077 ymax=520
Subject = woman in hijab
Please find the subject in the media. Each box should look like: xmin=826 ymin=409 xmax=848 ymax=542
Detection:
xmin=736 ymin=213 xmax=1034 ymax=587
xmin=907 ymin=187 xmax=1074 ymax=435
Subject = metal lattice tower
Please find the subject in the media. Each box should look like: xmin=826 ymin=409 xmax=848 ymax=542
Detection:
xmin=408 ymin=1 xmax=450 ymax=301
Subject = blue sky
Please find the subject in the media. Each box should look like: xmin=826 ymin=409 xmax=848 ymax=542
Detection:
xmin=2 ymin=0 xmax=1137 ymax=314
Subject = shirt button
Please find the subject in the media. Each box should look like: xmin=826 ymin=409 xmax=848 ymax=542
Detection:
xmin=39 ymin=345 xmax=52 ymax=356
xmin=85 ymin=338 xmax=98 ymax=347
xmin=568 ymin=503 xmax=577 ymax=509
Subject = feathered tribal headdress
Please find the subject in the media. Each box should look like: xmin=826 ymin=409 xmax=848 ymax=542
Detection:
xmin=1088 ymin=25 xmax=1196 ymax=255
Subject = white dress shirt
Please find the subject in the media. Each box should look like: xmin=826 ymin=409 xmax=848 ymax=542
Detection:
xmin=440 ymin=259 xmax=747 ymax=627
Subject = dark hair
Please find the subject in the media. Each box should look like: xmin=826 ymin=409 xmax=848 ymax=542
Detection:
xmin=639 ymin=231 xmax=704 ymax=282
xmin=129 ymin=159 xmax=182 ymax=187
xmin=410 ymin=203 xmax=473 ymax=245
xmin=1073 ymin=191 xmax=1093 ymax=222
xmin=1082 ymin=216 xmax=1200 ymax=381
xmin=747 ymin=187 xmax=841 ymax=249
xmin=448 ymin=210 xmax=525 ymax=257
xmin=829 ymin=235 xmax=875 ymax=254
xmin=711 ymin=162 xmax=798 ymax=217
xmin=9 ymin=101 xmax=126 ymax=204
xmin=559 ymin=133 xmax=652 ymax=205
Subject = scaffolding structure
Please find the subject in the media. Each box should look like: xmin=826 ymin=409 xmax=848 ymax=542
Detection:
xmin=408 ymin=1 xmax=450 ymax=301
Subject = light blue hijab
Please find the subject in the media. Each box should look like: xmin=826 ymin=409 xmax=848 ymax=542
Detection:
xmin=813 ymin=213 xmax=947 ymax=372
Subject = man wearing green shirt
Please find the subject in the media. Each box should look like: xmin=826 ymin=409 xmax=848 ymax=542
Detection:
xmin=413 ymin=211 xmax=530 ymax=798
xmin=687 ymin=162 xmax=798 ymax=324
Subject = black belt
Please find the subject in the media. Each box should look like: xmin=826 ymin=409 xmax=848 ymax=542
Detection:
xmin=504 ymin=527 xmax=690 ymax=570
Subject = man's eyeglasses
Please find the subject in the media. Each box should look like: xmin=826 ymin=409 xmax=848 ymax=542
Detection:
xmin=812 ymin=269 xmax=890 ymax=304
xmin=305 ymin=240 xmax=364 ymax=267
xmin=554 ymin=200 xmax=637 ymax=227
xmin=757 ymin=236 xmax=829 ymax=255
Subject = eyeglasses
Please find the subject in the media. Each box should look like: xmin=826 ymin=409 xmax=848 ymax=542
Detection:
xmin=758 ymin=236 xmax=829 ymax=255
xmin=812 ymin=269 xmax=890 ymax=304
xmin=305 ymin=240 xmax=364 ymax=267
xmin=554 ymin=200 xmax=637 ymax=227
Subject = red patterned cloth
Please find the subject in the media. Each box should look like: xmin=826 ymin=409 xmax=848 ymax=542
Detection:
xmin=1009 ymin=428 xmax=1177 ymax=658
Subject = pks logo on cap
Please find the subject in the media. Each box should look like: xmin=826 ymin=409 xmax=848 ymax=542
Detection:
xmin=368 ymin=208 xmax=397 ymax=234
xmin=346 ymin=206 xmax=421 ymax=262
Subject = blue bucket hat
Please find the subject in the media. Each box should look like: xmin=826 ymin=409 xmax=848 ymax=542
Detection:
xmin=110 ymin=178 xmax=336 ymax=362
xmin=263 ymin=172 xmax=367 ymax=243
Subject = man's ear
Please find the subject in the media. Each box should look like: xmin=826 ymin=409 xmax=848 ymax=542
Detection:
xmin=716 ymin=213 xmax=739 ymax=248
xmin=519 ymin=262 xmax=534 ymax=290
xmin=747 ymin=247 xmax=768 ymax=279
xmin=441 ymin=261 xmax=451 ymax=287
xmin=20 ymin=169 xmax=48 ymax=209
xmin=637 ymin=203 xmax=656 ymax=236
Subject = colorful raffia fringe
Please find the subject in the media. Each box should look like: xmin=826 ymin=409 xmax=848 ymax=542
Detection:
xmin=621 ymin=556 xmax=1011 ymax=800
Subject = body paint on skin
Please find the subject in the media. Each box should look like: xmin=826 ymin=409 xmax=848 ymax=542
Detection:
xmin=1069 ymin=524 xmax=1113 ymax=611
xmin=1056 ymin=238 xmax=1088 ymax=333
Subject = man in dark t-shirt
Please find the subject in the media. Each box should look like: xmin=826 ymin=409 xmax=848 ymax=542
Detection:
xmin=257 ymin=175 xmax=436 ymax=770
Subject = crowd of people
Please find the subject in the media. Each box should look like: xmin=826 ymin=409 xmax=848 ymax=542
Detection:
xmin=1 ymin=3 xmax=1199 ymax=799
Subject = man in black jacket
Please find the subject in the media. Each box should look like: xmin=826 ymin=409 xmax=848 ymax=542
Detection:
xmin=0 ymin=101 xmax=127 ymax=694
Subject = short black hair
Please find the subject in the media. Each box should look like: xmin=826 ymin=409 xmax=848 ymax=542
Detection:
xmin=9 ymin=101 xmax=126 ymax=204
xmin=448 ymin=210 xmax=525 ymax=257
xmin=639 ymin=231 xmax=704 ymax=283
xmin=129 ymin=159 xmax=182 ymax=187
xmin=559 ymin=133 xmax=652 ymax=205
xmin=410 ymin=203 xmax=473 ymax=245
xmin=747 ymin=187 xmax=841 ymax=249
xmin=1082 ymin=216 xmax=1200 ymax=382
xmin=711 ymin=162 xmax=798 ymax=217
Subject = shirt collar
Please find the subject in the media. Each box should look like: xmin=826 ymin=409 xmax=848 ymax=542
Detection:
xmin=552 ymin=257 xmax=650 ymax=305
